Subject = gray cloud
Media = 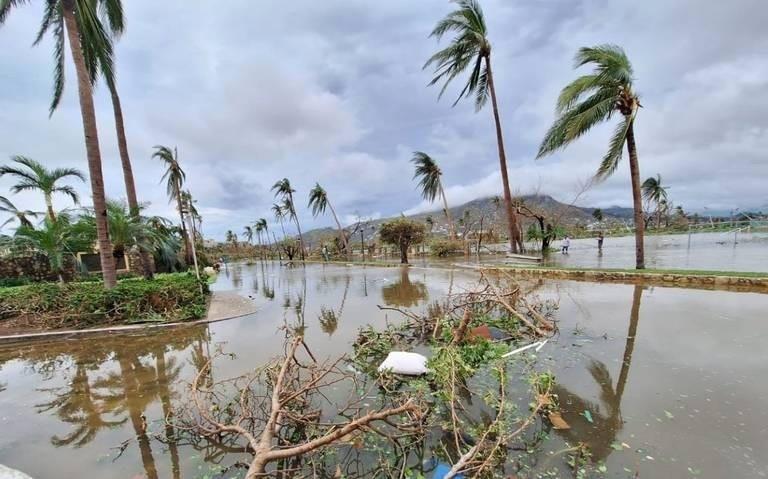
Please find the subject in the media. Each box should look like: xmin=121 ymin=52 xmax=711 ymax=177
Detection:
xmin=1 ymin=0 xmax=767 ymax=238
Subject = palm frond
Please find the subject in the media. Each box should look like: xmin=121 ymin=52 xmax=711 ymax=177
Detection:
xmin=411 ymin=152 xmax=442 ymax=202
xmin=54 ymin=185 xmax=80 ymax=204
xmin=308 ymin=183 xmax=328 ymax=217
xmin=595 ymin=116 xmax=631 ymax=180
xmin=575 ymin=44 xmax=634 ymax=87
xmin=0 ymin=0 xmax=31 ymax=26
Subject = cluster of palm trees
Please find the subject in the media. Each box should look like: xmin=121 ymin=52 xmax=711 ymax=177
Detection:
xmin=419 ymin=1 xmax=654 ymax=269
xmin=0 ymin=0 xmax=206 ymax=285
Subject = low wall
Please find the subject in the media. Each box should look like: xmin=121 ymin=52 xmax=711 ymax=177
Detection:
xmin=0 ymin=253 xmax=75 ymax=281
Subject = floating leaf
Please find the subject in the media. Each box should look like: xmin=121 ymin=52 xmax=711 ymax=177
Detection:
xmin=610 ymin=441 xmax=624 ymax=451
xmin=581 ymin=410 xmax=594 ymax=423
xmin=597 ymin=463 xmax=608 ymax=473
xmin=664 ymin=410 xmax=675 ymax=419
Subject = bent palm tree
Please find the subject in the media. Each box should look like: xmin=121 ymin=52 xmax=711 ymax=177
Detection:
xmin=537 ymin=44 xmax=646 ymax=268
xmin=424 ymin=0 xmax=521 ymax=252
xmin=411 ymin=152 xmax=455 ymax=238
xmin=256 ymin=218 xmax=269 ymax=258
xmin=1 ymin=0 xmax=119 ymax=287
xmin=272 ymin=203 xmax=287 ymax=240
xmin=642 ymin=174 xmax=668 ymax=228
xmin=0 ymin=195 xmax=39 ymax=229
xmin=0 ymin=156 xmax=85 ymax=221
xmin=308 ymin=183 xmax=350 ymax=257
xmin=153 ymin=146 xmax=192 ymax=265
xmin=272 ymin=178 xmax=304 ymax=260
xmin=242 ymin=226 xmax=254 ymax=245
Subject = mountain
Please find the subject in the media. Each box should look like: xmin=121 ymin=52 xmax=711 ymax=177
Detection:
xmin=300 ymin=194 xmax=631 ymax=246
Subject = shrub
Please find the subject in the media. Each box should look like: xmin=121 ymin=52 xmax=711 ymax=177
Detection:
xmin=428 ymin=238 xmax=464 ymax=257
xmin=0 ymin=272 xmax=209 ymax=327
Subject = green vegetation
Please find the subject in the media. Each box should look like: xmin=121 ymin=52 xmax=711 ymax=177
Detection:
xmin=0 ymin=273 xmax=208 ymax=328
xmin=428 ymin=237 xmax=464 ymax=257
xmin=379 ymin=218 xmax=426 ymax=264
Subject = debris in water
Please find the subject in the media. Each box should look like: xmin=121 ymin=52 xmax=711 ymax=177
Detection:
xmin=548 ymin=411 xmax=571 ymax=430
xmin=581 ymin=410 xmax=594 ymax=423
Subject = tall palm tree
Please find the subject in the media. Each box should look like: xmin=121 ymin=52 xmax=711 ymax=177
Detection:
xmin=0 ymin=156 xmax=85 ymax=221
xmin=153 ymin=145 xmax=192 ymax=264
xmin=424 ymin=0 xmax=521 ymax=253
xmin=242 ymin=225 xmax=254 ymax=245
xmin=642 ymin=174 xmax=668 ymax=229
xmin=271 ymin=203 xmax=287 ymax=240
xmin=253 ymin=221 xmax=264 ymax=259
xmin=537 ymin=44 xmax=645 ymax=268
xmin=0 ymin=195 xmax=39 ymax=229
xmin=411 ymin=152 xmax=456 ymax=239
xmin=272 ymin=178 xmax=304 ymax=260
xmin=1 ymin=0 xmax=120 ymax=287
xmin=256 ymin=218 xmax=269 ymax=258
xmin=308 ymin=183 xmax=350 ymax=257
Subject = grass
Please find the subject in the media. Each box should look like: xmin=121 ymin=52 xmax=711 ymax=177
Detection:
xmin=501 ymin=264 xmax=768 ymax=278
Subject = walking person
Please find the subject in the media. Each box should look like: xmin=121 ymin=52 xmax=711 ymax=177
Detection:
xmin=561 ymin=235 xmax=571 ymax=254
xmin=597 ymin=232 xmax=604 ymax=251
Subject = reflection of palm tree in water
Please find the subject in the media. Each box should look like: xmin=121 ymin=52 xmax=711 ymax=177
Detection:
xmin=381 ymin=267 xmax=428 ymax=307
xmin=318 ymin=274 xmax=351 ymax=336
xmin=553 ymin=285 xmax=642 ymax=461
xmin=36 ymin=361 xmax=126 ymax=447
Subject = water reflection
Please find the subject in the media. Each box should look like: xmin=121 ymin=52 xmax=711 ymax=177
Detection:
xmin=381 ymin=267 xmax=428 ymax=307
xmin=553 ymin=284 xmax=642 ymax=460
xmin=0 ymin=325 xmax=211 ymax=479
xmin=317 ymin=274 xmax=350 ymax=336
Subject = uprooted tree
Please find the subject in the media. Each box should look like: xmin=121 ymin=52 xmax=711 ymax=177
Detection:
xmin=177 ymin=334 xmax=426 ymax=477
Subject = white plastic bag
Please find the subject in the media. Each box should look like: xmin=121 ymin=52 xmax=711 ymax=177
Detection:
xmin=377 ymin=351 xmax=428 ymax=376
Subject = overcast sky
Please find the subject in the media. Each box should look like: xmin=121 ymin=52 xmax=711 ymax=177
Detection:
xmin=1 ymin=0 xmax=767 ymax=239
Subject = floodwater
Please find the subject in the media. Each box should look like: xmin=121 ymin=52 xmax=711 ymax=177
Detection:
xmin=0 ymin=263 xmax=766 ymax=478
xmin=540 ymin=231 xmax=768 ymax=272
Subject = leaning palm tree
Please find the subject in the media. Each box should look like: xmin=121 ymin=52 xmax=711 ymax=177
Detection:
xmin=537 ymin=45 xmax=646 ymax=268
xmin=272 ymin=203 xmax=287 ymax=240
xmin=242 ymin=225 xmax=254 ymax=245
xmin=153 ymin=146 xmax=192 ymax=265
xmin=411 ymin=152 xmax=455 ymax=238
xmin=424 ymin=0 xmax=521 ymax=253
xmin=308 ymin=183 xmax=350 ymax=257
xmin=0 ymin=156 xmax=85 ymax=221
xmin=0 ymin=195 xmax=39 ymax=229
xmin=642 ymin=174 xmax=668 ymax=228
xmin=1 ymin=0 xmax=120 ymax=287
xmin=256 ymin=218 xmax=269 ymax=258
xmin=272 ymin=178 xmax=304 ymax=260
xmin=253 ymin=221 xmax=264 ymax=259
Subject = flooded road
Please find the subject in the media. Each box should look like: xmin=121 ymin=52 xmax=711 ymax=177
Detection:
xmin=0 ymin=263 xmax=766 ymax=478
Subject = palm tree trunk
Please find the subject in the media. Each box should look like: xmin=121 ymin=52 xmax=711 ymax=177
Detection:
xmin=326 ymin=200 xmax=350 ymax=258
xmin=289 ymin=194 xmax=305 ymax=260
xmin=625 ymin=121 xmax=645 ymax=269
xmin=175 ymin=184 xmax=192 ymax=265
xmin=44 ymin=193 xmax=56 ymax=221
xmin=484 ymin=55 xmax=521 ymax=254
xmin=439 ymin=184 xmax=456 ymax=239
xmin=62 ymin=1 xmax=117 ymax=288
xmin=109 ymin=85 xmax=153 ymax=279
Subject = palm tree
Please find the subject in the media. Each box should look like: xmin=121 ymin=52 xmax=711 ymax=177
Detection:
xmin=153 ymin=146 xmax=192 ymax=264
xmin=308 ymin=183 xmax=350 ymax=257
xmin=642 ymin=174 xmax=668 ymax=229
xmin=0 ymin=195 xmax=39 ymax=229
xmin=272 ymin=178 xmax=304 ymax=260
xmin=242 ymin=225 xmax=254 ymax=245
xmin=256 ymin=218 xmax=269 ymax=258
xmin=15 ymin=215 xmax=77 ymax=282
xmin=1 ymin=0 xmax=120 ymax=288
xmin=0 ymin=156 xmax=85 ymax=221
xmin=537 ymin=44 xmax=645 ymax=268
xmin=411 ymin=152 xmax=456 ymax=238
xmin=424 ymin=0 xmax=521 ymax=253
xmin=253 ymin=221 xmax=264 ymax=259
xmin=271 ymin=203 xmax=287 ymax=240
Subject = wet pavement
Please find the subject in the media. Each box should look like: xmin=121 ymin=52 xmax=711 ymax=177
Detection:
xmin=0 ymin=262 xmax=766 ymax=478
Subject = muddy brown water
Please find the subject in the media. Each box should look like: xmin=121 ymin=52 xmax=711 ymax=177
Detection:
xmin=0 ymin=263 xmax=766 ymax=478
